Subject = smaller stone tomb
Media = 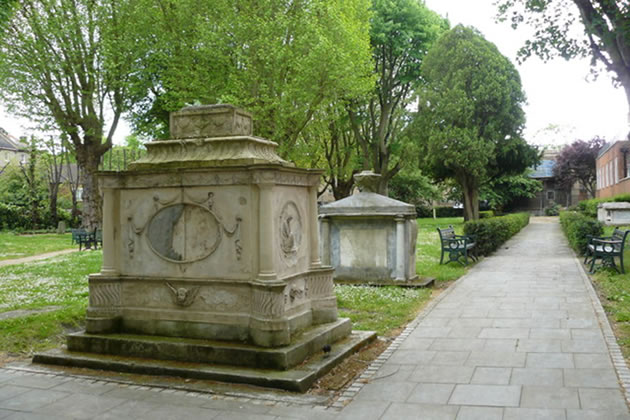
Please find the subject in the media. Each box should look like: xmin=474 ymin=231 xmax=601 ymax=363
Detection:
xmin=319 ymin=171 xmax=418 ymax=284
xmin=598 ymin=202 xmax=630 ymax=226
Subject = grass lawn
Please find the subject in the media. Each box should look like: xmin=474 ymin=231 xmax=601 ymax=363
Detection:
xmin=0 ymin=216 xmax=472 ymax=355
xmin=588 ymin=224 xmax=630 ymax=360
xmin=415 ymin=217 xmax=470 ymax=284
xmin=0 ymin=232 xmax=74 ymax=261
xmin=336 ymin=285 xmax=432 ymax=336
xmin=0 ymin=251 xmax=100 ymax=353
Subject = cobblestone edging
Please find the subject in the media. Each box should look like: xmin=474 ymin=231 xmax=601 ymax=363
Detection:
xmin=573 ymin=256 xmax=630 ymax=408
xmin=331 ymin=268 xmax=471 ymax=409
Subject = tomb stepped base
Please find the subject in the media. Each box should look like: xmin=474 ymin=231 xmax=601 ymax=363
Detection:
xmin=65 ymin=318 xmax=352 ymax=370
xmin=33 ymin=328 xmax=375 ymax=393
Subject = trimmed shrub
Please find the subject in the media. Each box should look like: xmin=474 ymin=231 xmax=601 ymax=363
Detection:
xmin=463 ymin=213 xmax=530 ymax=256
xmin=576 ymin=193 xmax=630 ymax=218
xmin=545 ymin=204 xmax=561 ymax=216
xmin=559 ymin=211 xmax=603 ymax=255
xmin=479 ymin=210 xmax=494 ymax=219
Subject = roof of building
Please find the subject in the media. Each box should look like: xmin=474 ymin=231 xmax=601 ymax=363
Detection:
xmin=597 ymin=140 xmax=630 ymax=158
xmin=529 ymin=159 xmax=556 ymax=179
xmin=0 ymin=127 xmax=26 ymax=151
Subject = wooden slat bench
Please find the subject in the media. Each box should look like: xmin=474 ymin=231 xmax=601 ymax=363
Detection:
xmin=584 ymin=228 xmax=630 ymax=273
xmin=437 ymin=225 xmax=477 ymax=266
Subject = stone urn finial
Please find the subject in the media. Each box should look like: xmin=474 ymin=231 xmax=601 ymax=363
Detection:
xmin=354 ymin=170 xmax=381 ymax=193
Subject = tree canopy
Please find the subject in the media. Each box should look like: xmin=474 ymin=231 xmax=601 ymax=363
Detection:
xmin=0 ymin=0 xmax=138 ymax=228
xmin=347 ymin=0 xmax=448 ymax=194
xmin=554 ymin=137 xmax=604 ymax=197
xmin=127 ymin=0 xmax=374 ymax=162
xmin=496 ymin=0 xmax=630 ymax=136
xmin=415 ymin=25 xmax=538 ymax=220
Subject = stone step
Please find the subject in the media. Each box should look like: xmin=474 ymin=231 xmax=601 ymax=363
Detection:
xmin=33 ymin=330 xmax=376 ymax=393
xmin=65 ymin=318 xmax=353 ymax=370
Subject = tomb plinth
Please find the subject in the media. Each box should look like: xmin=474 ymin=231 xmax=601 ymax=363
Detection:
xmin=319 ymin=171 xmax=419 ymax=284
xmin=34 ymin=105 xmax=375 ymax=392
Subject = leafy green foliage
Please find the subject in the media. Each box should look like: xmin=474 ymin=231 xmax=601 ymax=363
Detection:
xmin=388 ymin=169 xmax=440 ymax=208
xmin=481 ymin=172 xmax=543 ymax=213
xmin=347 ymin=0 xmax=448 ymax=193
xmin=415 ymin=25 xmax=537 ymax=220
xmin=463 ymin=213 xmax=530 ymax=256
xmin=559 ymin=211 xmax=604 ymax=254
xmin=128 ymin=0 xmax=374 ymax=158
xmin=496 ymin=0 xmax=630 ymax=122
xmin=0 ymin=0 xmax=141 ymax=228
xmin=336 ymin=285 xmax=431 ymax=336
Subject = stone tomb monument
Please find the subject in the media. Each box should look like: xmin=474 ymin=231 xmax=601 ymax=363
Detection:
xmin=598 ymin=202 xmax=630 ymax=226
xmin=35 ymin=105 xmax=373 ymax=392
xmin=319 ymin=171 xmax=419 ymax=284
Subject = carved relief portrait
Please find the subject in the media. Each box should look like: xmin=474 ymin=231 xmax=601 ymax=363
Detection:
xmin=279 ymin=201 xmax=302 ymax=266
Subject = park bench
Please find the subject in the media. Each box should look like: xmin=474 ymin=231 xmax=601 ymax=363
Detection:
xmin=77 ymin=228 xmax=102 ymax=251
xmin=584 ymin=228 xmax=630 ymax=274
xmin=437 ymin=225 xmax=477 ymax=265
xmin=70 ymin=228 xmax=86 ymax=245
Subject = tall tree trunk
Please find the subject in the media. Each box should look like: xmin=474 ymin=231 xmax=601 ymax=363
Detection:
xmin=460 ymin=176 xmax=479 ymax=221
xmin=76 ymin=143 xmax=104 ymax=230
xmin=49 ymin=185 xmax=59 ymax=228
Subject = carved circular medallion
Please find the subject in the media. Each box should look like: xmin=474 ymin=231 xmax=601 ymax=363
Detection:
xmin=279 ymin=201 xmax=302 ymax=266
xmin=147 ymin=203 xmax=221 ymax=263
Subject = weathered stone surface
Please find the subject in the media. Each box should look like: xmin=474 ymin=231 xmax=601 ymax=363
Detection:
xmin=34 ymin=330 xmax=376 ymax=393
xmin=37 ymin=104 xmax=367 ymax=391
xmin=598 ymin=201 xmax=630 ymax=225
xmin=319 ymin=171 xmax=418 ymax=284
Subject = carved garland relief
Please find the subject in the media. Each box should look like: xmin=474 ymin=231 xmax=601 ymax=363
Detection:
xmin=125 ymin=191 xmax=243 ymax=264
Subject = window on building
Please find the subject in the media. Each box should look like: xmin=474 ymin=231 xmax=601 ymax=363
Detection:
xmin=615 ymin=157 xmax=619 ymax=184
xmin=547 ymin=191 xmax=555 ymax=201
xmin=624 ymin=150 xmax=630 ymax=178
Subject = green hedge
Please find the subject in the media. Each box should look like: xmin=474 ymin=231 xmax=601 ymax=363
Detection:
xmin=576 ymin=193 xmax=630 ymax=218
xmin=463 ymin=213 xmax=530 ymax=256
xmin=559 ymin=211 xmax=603 ymax=255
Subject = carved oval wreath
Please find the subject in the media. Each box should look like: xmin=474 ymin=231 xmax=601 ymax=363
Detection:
xmin=146 ymin=203 xmax=221 ymax=264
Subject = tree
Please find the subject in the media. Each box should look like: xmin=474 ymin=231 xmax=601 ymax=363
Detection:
xmin=415 ymin=25 xmax=538 ymax=220
xmin=127 ymin=0 xmax=374 ymax=164
xmin=496 ymin=0 xmax=630 ymax=136
xmin=41 ymin=136 xmax=66 ymax=228
xmin=481 ymin=172 xmax=543 ymax=213
xmin=347 ymin=0 xmax=448 ymax=194
xmin=0 ymin=0 xmax=138 ymax=228
xmin=554 ymin=137 xmax=604 ymax=198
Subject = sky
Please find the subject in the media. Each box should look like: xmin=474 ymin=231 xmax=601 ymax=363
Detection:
xmin=424 ymin=0 xmax=629 ymax=146
xmin=0 ymin=0 xmax=628 ymax=147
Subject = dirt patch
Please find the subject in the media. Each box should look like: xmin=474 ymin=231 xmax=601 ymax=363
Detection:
xmin=308 ymin=337 xmax=390 ymax=397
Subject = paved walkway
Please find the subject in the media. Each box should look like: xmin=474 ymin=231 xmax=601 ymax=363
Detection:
xmin=0 ymin=249 xmax=76 ymax=268
xmin=0 ymin=218 xmax=629 ymax=419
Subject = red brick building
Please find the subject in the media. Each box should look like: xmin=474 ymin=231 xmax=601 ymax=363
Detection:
xmin=596 ymin=140 xmax=630 ymax=199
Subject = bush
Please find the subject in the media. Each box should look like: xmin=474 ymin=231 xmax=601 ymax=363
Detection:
xmin=479 ymin=210 xmax=494 ymax=219
xmin=415 ymin=206 xmax=464 ymax=218
xmin=0 ymin=202 xmax=30 ymax=231
xmin=463 ymin=213 xmax=530 ymax=256
xmin=559 ymin=211 xmax=604 ymax=255
xmin=545 ymin=204 xmax=561 ymax=216
xmin=576 ymin=193 xmax=630 ymax=218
